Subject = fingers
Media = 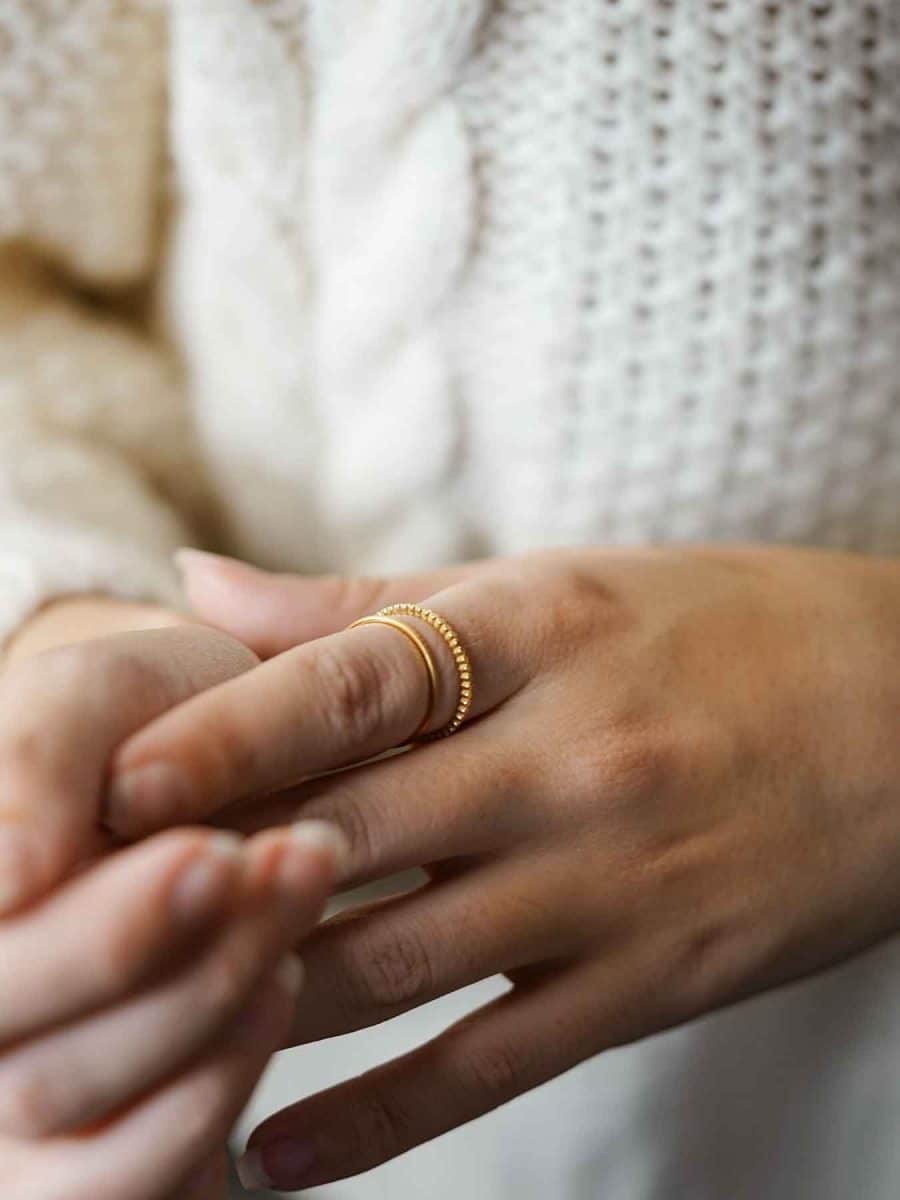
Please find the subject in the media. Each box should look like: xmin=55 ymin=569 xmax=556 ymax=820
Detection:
xmin=0 ymin=830 xmax=244 ymax=1045
xmin=176 ymin=549 xmax=468 ymax=657
xmin=107 ymin=575 xmax=531 ymax=839
xmin=24 ymin=966 xmax=299 ymax=1200
xmin=283 ymin=854 xmax=588 ymax=1044
xmin=237 ymin=959 xmax=641 ymax=1192
xmin=0 ymin=625 xmax=259 ymax=914
xmin=0 ymin=823 xmax=342 ymax=1138
xmin=219 ymin=720 xmax=542 ymax=886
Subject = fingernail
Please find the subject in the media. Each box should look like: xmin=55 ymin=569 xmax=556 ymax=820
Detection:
xmin=237 ymin=1139 xmax=317 ymax=1193
xmin=171 ymin=834 xmax=242 ymax=926
xmin=0 ymin=830 xmax=33 ymax=914
xmin=235 ymin=1148 xmax=273 ymax=1192
xmin=271 ymin=821 xmax=348 ymax=910
xmin=106 ymin=763 xmax=193 ymax=835
xmin=275 ymin=953 xmax=305 ymax=998
xmin=289 ymin=820 xmax=349 ymax=877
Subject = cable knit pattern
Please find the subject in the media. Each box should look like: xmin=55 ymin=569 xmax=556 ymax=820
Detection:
xmin=307 ymin=1 xmax=487 ymax=569
xmin=0 ymin=0 xmax=898 ymax=644
xmin=0 ymin=253 xmax=192 ymax=636
xmin=1 ymin=5 xmax=900 ymax=1196
xmin=0 ymin=1 xmax=194 ymax=639
xmin=164 ymin=0 xmax=323 ymax=571
xmin=0 ymin=0 xmax=165 ymax=281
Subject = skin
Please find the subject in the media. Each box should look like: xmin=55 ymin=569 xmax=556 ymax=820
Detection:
xmin=98 ymin=543 xmax=900 ymax=1193
xmin=0 ymin=608 xmax=347 ymax=1200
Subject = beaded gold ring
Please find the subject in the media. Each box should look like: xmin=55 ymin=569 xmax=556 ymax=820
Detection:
xmin=351 ymin=604 xmax=473 ymax=741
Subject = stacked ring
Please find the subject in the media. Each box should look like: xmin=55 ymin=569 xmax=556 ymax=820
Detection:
xmin=349 ymin=604 xmax=473 ymax=741
xmin=348 ymin=615 xmax=438 ymax=738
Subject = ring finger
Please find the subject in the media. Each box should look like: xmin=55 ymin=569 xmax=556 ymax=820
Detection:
xmin=107 ymin=575 xmax=535 ymax=838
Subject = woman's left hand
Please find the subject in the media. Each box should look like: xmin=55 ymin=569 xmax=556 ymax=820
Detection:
xmin=106 ymin=544 xmax=900 ymax=1193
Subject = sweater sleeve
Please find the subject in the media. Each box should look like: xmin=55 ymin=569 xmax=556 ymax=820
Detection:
xmin=0 ymin=1 xmax=206 ymax=646
xmin=0 ymin=254 xmax=207 ymax=644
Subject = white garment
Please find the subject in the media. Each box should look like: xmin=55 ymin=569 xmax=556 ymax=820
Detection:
xmin=1 ymin=3 xmax=898 ymax=1197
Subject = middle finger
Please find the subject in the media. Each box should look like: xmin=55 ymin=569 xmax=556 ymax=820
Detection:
xmin=219 ymin=720 xmax=544 ymax=889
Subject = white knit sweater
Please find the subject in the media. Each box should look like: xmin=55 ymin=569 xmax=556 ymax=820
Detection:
xmin=3 ymin=7 xmax=900 ymax=1197
xmin=0 ymin=1 xmax=898 ymax=642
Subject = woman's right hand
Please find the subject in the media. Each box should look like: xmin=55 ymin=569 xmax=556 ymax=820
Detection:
xmin=0 ymin=616 xmax=342 ymax=1197
xmin=0 ymin=617 xmax=260 ymax=912
xmin=0 ymin=820 xmax=344 ymax=1200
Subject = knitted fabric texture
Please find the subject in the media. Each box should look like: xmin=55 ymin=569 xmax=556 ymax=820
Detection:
xmin=0 ymin=0 xmax=898 ymax=641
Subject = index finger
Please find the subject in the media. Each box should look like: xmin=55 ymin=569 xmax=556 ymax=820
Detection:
xmin=106 ymin=578 xmax=530 ymax=839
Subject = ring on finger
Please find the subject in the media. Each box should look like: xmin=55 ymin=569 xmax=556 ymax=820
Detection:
xmin=349 ymin=605 xmax=473 ymax=741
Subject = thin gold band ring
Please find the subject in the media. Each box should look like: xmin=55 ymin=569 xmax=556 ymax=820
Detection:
xmin=349 ymin=615 xmax=438 ymax=739
xmin=349 ymin=605 xmax=473 ymax=741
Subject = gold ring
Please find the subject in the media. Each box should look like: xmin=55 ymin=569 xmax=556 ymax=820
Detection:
xmin=377 ymin=604 xmax=473 ymax=740
xmin=348 ymin=605 xmax=474 ymax=741
xmin=348 ymin=615 xmax=438 ymax=738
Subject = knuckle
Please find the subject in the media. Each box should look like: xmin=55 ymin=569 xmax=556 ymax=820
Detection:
xmin=346 ymin=921 xmax=436 ymax=1012
xmin=665 ymin=920 xmax=745 ymax=1023
xmin=570 ymin=723 xmax=676 ymax=813
xmin=207 ymin=709 xmax=260 ymax=791
xmin=519 ymin=556 xmax=633 ymax=658
xmin=311 ymin=646 xmax=390 ymax=748
xmin=308 ymin=786 xmax=377 ymax=875
xmin=451 ymin=1036 xmax=525 ymax=1107
xmin=483 ymin=749 xmax=536 ymax=805
xmin=608 ymin=728 xmax=675 ymax=799
xmin=157 ymin=706 xmax=259 ymax=801
xmin=346 ymin=1090 xmax=413 ymax=1166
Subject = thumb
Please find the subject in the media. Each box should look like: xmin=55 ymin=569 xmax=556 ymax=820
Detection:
xmin=175 ymin=549 xmax=466 ymax=658
xmin=0 ymin=625 xmax=260 ymax=914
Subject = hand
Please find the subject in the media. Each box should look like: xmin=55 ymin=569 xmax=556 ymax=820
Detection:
xmin=0 ymin=618 xmax=258 ymax=912
xmin=4 ymin=595 xmax=193 ymax=664
xmin=107 ymin=546 xmax=900 ymax=1191
xmin=0 ymin=610 xmax=323 ymax=1198
xmin=0 ymin=819 xmax=346 ymax=1200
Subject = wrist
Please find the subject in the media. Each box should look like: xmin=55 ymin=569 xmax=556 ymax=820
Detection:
xmin=4 ymin=596 xmax=194 ymax=664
